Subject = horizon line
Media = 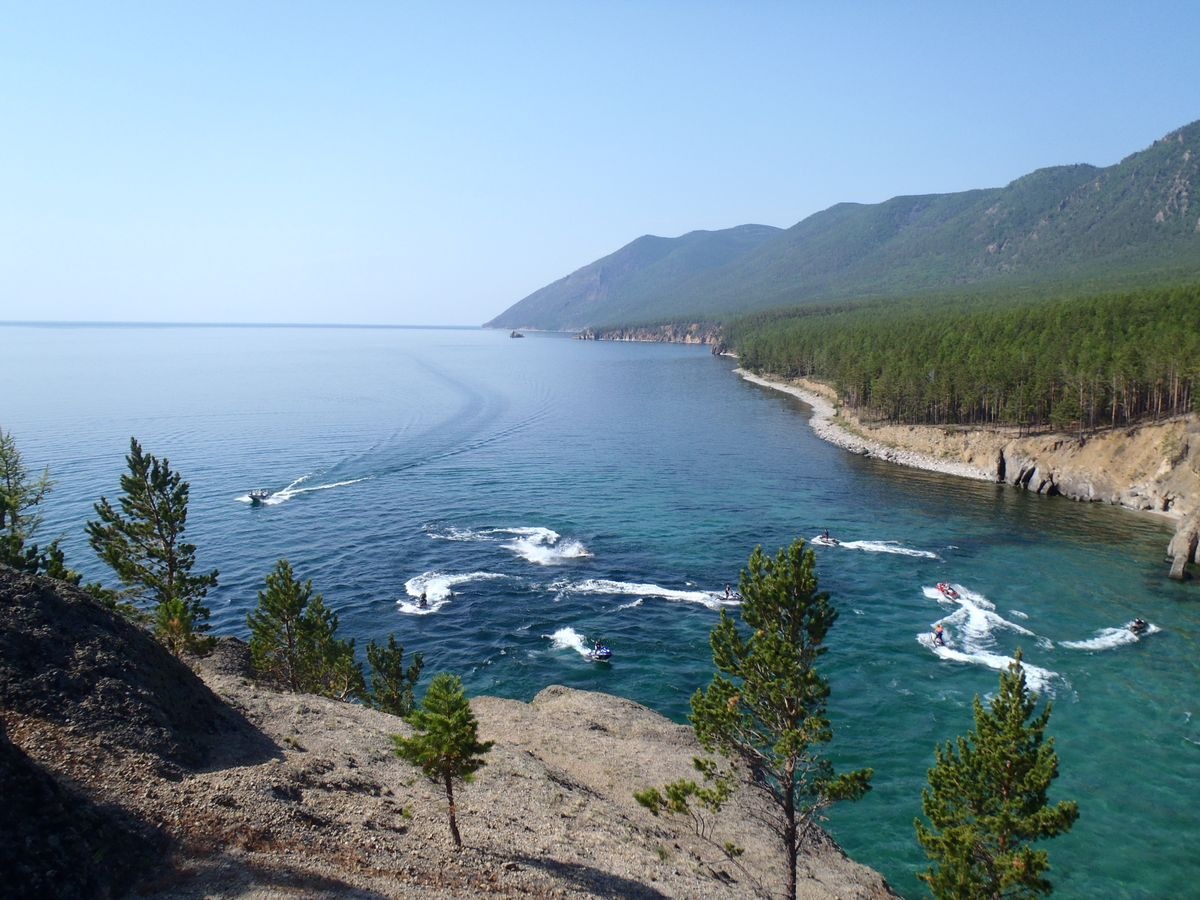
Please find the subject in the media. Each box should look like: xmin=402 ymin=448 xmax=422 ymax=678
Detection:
xmin=0 ymin=320 xmax=489 ymax=330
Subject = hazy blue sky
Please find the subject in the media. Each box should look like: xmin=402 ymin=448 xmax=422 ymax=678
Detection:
xmin=3 ymin=2 xmax=1197 ymax=326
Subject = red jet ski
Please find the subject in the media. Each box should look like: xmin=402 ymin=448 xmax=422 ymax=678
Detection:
xmin=936 ymin=582 xmax=960 ymax=600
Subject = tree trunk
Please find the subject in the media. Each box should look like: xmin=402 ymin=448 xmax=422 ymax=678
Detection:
xmin=444 ymin=773 xmax=462 ymax=848
xmin=784 ymin=766 xmax=798 ymax=900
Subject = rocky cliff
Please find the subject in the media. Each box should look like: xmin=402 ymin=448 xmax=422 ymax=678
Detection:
xmin=577 ymin=322 xmax=721 ymax=344
xmin=0 ymin=567 xmax=895 ymax=899
xmin=763 ymin=374 xmax=1200 ymax=580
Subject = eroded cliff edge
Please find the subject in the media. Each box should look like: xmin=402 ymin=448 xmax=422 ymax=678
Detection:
xmin=740 ymin=371 xmax=1200 ymax=580
xmin=0 ymin=567 xmax=895 ymax=899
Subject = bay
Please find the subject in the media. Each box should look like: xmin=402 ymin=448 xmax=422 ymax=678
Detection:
xmin=6 ymin=323 xmax=1198 ymax=897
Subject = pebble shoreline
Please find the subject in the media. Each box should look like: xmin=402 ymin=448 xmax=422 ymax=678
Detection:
xmin=736 ymin=368 xmax=994 ymax=482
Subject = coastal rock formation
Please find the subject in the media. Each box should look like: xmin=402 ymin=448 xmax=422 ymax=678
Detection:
xmin=991 ymin=420 xmax=1198 ymax=515
xmin=578 ymin=322 xmax=720 ymax=344
xmin=0 ymin=566 xmax=895 ymax=898
xmin=951 ymin=421 xmax=1199 ymax=580
xmin=1168 ymin=514 xmax=1200 ymax=580
xmin=740 ymin=371 xmax=1200 ymax=580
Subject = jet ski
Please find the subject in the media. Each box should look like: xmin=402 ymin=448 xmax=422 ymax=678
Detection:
xmin=248 ymin=489 xmax=273 ymax=505
xmin=1130 ymin=618 xmax=1149 ymax=635
xmin=587 ymin=644 xmax=613 ymax=662
xmin=936 ymin=582 xmax=960 ymax=600
xmin=813 ymin=533 xmax=840 ymax=547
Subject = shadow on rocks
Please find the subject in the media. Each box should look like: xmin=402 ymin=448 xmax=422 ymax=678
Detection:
xmin=509 ymin=853 xmax=671 ymax=899
xmin=137 ymin=856 xmax=390 ymax=900
xmin=0 ymin=716 xmax=168 ymax=899
xmin=0 ymin=567 xmax=281 ymax=773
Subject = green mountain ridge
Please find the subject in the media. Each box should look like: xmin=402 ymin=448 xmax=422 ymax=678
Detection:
xmin=486 ymin=223 xmax=782 ymax=331
xmin=486 ymin=120 xmax=1200 ymax=330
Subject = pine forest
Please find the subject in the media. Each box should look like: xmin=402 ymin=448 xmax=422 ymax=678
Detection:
xmin=726 ymin=283 xmax=1200 ymax=431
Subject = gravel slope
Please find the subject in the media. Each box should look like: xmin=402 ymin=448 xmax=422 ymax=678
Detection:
xmin=1 ymin=568 xmax=896 ymax=899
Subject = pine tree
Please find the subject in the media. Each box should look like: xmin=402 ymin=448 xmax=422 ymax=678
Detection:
xmin=0 ymin=428 xmax=125 ymax=607
xmin=297 ymin=592 xmax=365 ymax=701
xmin=640 ymin=539 xmax=873 ymax=900
xmin=0 ymin=426 xmax=52 ymax=568
xmin=915 ymin=651 xmax=1079 ymax=899
xmin=247 ymin=559 xmax=313 ymax=691
xmin=87 ymin=437 xmax=217 ymax=652
xmin=365 ymin=633 xmax=424 ymax=716
xmin=392 ymin=673 xmax=494 ymax=848
xmin=246 ymin=559 xmax=365 ymax=700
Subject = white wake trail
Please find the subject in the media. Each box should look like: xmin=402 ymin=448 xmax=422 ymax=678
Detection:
xmin=1061 ymin=622 xmax=1160 ymax=651
xmin=397 ymin=571 xmax=508 ymax=615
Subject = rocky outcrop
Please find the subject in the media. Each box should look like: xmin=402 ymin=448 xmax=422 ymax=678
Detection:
xmin=986 ymin=422 xmax=1199 ymax=580
xmin=1168 ymin=513 xmax=1200 ymax=580
xmin=1 ymin=566 xmax=895 ymax=898
xmin=992 ymin=420 xmax=1198 ymax=516
xmin=578 ymin=322 xmax=721 ymax=344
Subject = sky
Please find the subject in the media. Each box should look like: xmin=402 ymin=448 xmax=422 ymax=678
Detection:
xmin=2 ymin=2 xmax=1198 ymax=327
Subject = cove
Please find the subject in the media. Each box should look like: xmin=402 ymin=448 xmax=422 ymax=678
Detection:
xmin=6 ymin=323 xmax=1197 ymax=897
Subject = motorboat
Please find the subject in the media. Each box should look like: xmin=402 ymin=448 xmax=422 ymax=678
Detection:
xmin=248 ymin=489 xmax=273 ymax=505
xmin=588 ymin=644 xmax=613 ymax=662
xmin=510 ymin=330 xmax=525 ymax=338
xmin=936 ymin=582 xmax=960 ymax=600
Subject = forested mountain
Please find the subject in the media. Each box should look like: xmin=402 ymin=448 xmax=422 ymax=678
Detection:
xmin=486 ymin=224 xmax=781 ymax=330
xmin=487 ymin=121 xmax=1200 ymax=330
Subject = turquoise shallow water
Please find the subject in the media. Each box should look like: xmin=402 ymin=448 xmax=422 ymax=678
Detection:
xmin=6 ymin=323 xmax=1198 ymax=897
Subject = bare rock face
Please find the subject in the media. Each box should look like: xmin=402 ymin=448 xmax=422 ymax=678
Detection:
xmin=472 ymin=685 xmax=895 ymax=899
xmin=995 ymin=423 xmax=1195 ymax=514
xmin=1168 ymin=514 xmax=1200 ymax=579
xmin=578 ymin=323 xmax=721 ymax=344
xmin=796 ymin=385 xmax=1199 ymax=580
xmin=992 ymin=421 xmax=1200 ymax=578
xmin=0 ymin=566 xmax=265 ymax=898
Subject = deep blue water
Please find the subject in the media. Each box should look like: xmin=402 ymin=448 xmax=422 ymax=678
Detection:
xmin=6 ymin=324 xmax=1198 ymax=897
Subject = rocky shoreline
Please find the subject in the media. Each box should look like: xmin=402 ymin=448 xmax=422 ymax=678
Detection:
xmin=736 ymin=370 xmax=995 ymax=482
xmin=1 ymin=567 xmax=896 ymax=899
xmin=736 ymin=368 xmax=1200 ymax=580
xmin=577 ymin=323 xmax=720 ymax=344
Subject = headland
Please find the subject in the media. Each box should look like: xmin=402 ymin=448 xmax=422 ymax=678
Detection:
xmin=0 ymin=566 xmax=895 ymax=899
xmin=736 ymin=368 xmax=1200 ymax=580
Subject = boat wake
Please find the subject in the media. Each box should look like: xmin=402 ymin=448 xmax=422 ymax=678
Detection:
xmin=918 ymin=582 xmax=1058 ymax=692
xmin=498 ymin=528 xmax=592 ymax=565
xmin=238 ymin=473 xmax=372 ymax=506
xmin=916 ymin=633 xmax=1058 ymax=694
xmin=239 ymin=381 xmax=551 ymax=510
xmin=817 ymin=536 xmax=939 ymax=559
xmin=1061 ymin=621 xmax=1161 ymax=651
xmin=397 ymin=571 xmax=508 ymax=614
xmin=923 ymin=585 xmax=1036 ymax=643
xmin=558 ymin=578 xmax=739 ymax=611
xmin=921 ymin=588 xmax=1036 ymax=643
xmin=427 ymin=524 xmax=592 ymax=565
xmin=544 ymin=626 xmax=592 ymax=658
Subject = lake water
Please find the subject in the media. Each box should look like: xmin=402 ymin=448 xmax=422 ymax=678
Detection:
xmin=6 ymin=323 xmax=1198 ymax=897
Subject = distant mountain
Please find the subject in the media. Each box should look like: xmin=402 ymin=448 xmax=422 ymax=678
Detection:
xmin=485 ymin=224 xmax=782 ymax=330
xmin=487 ymin=121 xmax=1200 ymax=330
